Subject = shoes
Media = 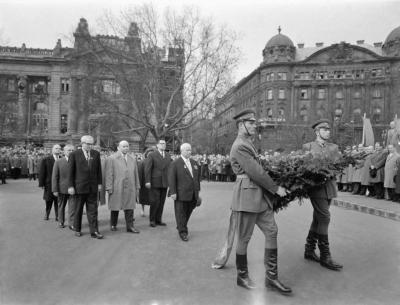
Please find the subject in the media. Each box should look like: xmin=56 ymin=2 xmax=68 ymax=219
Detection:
xmin=44 ymin=215 xmax=49 ymax=220
xmin=156 ymin=222 xmax=167 ymax=226
xmin=91 ymin=232 xmax=104 ymax=239
xmin=127 ymin=226 xmax=140 ymax=233
xmin=110 ymin=226 xmax=117 ymax=231
xmin=150 ymin=222 xmax=156 ymax=227
xmin=179 ymin=232 xmax=188 ymax=242
xmin=75 ymin=232 xmax=82 ymax=237
xmin=58 ymin=223 xmax=65 ymax=228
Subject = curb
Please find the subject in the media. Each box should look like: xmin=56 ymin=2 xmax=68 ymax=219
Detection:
xmin=332 ymin=199 xmax=400 ymax=222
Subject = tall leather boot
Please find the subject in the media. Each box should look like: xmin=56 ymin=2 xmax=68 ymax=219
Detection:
xmin=304 ymin=231 xmax=319 ymax=262
xmin=264 ymin=248 xmax=292 ymax=295
xmin=236 ymin=254 xmax=256 ymax=289
xmin=318 ymin=234 xmax=343 ymax=271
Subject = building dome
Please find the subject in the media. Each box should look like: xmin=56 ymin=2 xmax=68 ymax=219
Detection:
xmin=383 ymin=25 xmax=400 ymax=56
xmin=262 ymin=27 xmax=295 ymax=63
xmin=385 ymin=26 xmax=400 ymax=45
xmin=265 ymin=33 xmax=294 ymax=49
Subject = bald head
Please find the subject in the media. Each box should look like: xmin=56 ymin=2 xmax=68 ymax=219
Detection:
xmin=81 ymin=135 xmax=94 ymax=152
xmin=180 ymin=143 xmax=192 ymax=159
xmin=118 ymin=140 xmax=129 ymax=155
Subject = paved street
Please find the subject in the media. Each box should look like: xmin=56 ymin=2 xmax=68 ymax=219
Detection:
xmin=1 ymin=179 xmax=399 ymax=305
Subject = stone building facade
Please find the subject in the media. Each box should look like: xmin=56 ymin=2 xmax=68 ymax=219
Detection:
xmin=215 ymin=26 xmax=400 ymax=152
xmin=0 ymin=18 xmax=183 ymax=151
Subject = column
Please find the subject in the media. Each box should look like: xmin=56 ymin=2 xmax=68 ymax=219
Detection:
xmin=17 ymin=75 xmax=28 ymax=134
xmin=48 ymin=74 xmax=60 ymax=137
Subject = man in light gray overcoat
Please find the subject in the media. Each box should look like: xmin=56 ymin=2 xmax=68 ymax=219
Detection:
xmin=105 ymin=141 xmax=140 ymax=234
xmin=229 ymin=109 xmax=291 ymax=295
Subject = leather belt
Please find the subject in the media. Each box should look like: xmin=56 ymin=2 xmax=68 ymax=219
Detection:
xmin=236 ymin=174 xmax=248 ymax=179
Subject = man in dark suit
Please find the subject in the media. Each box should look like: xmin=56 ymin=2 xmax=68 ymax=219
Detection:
xmin=144 ymin=138 xmax=172 ymax=227
xmin=68 ymin=135 xmax=103 ymax=239
xmin=168 ymin=143 xmax=201 ymax=241
xmin=303 ymin=119 xmax=343 ymax=271
xmin=39 ymin=144 xmax=61 ymax=221
xmin=52 ymin=144 xmax=75 ymax=229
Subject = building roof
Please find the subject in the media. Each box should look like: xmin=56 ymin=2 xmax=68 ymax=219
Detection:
xmin=265 ymin=33 xmax=294 ymax=49
xmin=385 ymin=26 xmax=400 ymax=44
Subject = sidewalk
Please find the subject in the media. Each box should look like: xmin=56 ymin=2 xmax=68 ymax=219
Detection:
xmin=333 ymin=192 xmax=400 ymax=222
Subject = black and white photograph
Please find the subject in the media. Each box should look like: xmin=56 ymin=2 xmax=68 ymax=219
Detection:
xmin=0 ymin=0 xmax=400 ymax=304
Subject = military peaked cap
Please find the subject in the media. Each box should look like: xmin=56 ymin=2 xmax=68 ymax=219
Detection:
xmin=311 ymin=118 xmax=330 ymax=129
xmin=233 ymin=108 xmax=256 ymax=121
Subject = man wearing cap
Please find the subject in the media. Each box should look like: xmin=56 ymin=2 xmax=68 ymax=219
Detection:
xmin=303 ymin=119 xmax=343 ymax=271
xmin=229 ymin=108 xmax=291 ymax=294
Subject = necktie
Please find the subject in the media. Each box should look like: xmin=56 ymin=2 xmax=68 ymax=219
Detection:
xmin=185 ymin=159 xmax=193 ymax=177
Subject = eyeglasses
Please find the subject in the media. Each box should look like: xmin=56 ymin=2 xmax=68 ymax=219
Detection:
xmin=82 ymin=142 xmax=94 ymax=145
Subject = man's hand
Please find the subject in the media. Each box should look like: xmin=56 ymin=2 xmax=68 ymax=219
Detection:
xmin=68 ymin=187 xmax=75 ymax=195
xmin=276 ymin=186 xmax=288 ymax=197
xmin=171 ymin=194 xmax=177 ymax=200
xmin=145 ymin=182 xmax=151 ymax=189
xmin=53 ymin=192 xmax=58 ymax=197
xmin=98 ymin=185 xmax=102 ymax=192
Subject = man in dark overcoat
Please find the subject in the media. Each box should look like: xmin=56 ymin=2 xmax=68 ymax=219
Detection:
xmin=168 ymin=143 xmax=201 ymax=241
xmin=144 ymin=139 xmax=172 ymax=227
xmin=0 ymin=149 xmax=10 ymax=184
xmin=39 ymin=144 xmax=61 ymax=221
xmin=68 ymin=135 xmax=103 ymax=239
xmin=52 ymin=144 xmax=75 ymax=229
xmin=303 ymin=119 xmax=343 ymax=271
xmin=229 ymin=109 xmax=291 ymax=294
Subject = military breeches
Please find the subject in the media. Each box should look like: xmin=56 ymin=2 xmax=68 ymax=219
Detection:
xmin=236 ymin=209 xmax=277 ymax=255
xmin=309 ymin=197 xmax=331 ymax=235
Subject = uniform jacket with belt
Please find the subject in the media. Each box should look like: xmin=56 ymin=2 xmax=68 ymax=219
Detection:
xmin=230 ymin=135 xmax=278 ymax=212
xmin=303 ymin=141 xmax=340 ymax=199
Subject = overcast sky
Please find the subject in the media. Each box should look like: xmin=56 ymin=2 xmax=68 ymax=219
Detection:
xmin=1 ymin=0 xmax=400 ymax=81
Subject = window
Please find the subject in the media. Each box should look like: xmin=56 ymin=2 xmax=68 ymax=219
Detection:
xmin=101 ymin=80 xmax=121 ymax=95
xmin=371 ymin=69 xmax=383 ymax=77
xmin=334 ymin=71 xmax=345 ymax=79
xmin=317 ymin=71 xmax=327 ymax=80
xmin=278 ymin=89 xmax=285 ymax=99
xmin=299 ymin=72 xmax=310 ymax=80
xmin=300 ymin=89 xmax=309 ymax=99
xmin=266 ymin=73 xmax=274 ymax=81
xmin=354 ymin=91 xmax=361 ymax=98
xmin=278 ymin=108 xmax=285 ymax=121
xmin=335 ymin=90 xmax=343 ymax=99
xmin=7 ymin=79 xmax=15 ymax=91
xmin=277 ymin=72 xmax=287 ymax=80
xmin=61 ymin=78 xmax=70 ymax=94
xmin=267 ymin=89 xmax=273 ymax=100
xmin=266 ymin=108 xmax=273 ymax=119
xmin=317 ymin=88 xmax=326 ymax=99
xmin=353 ymin=70 xmax=364 ymax=79
xmin=60 ymin=114 xmax=68 ymax=134
xmin=300 ymin=106 xmax=309 ymax=122
xmin=372 ymin=88 xmax=381 ymax=98
xmin=372 ymin=107 xmax=382 ymax=123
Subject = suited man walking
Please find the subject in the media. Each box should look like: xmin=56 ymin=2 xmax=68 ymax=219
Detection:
xmin=168 ymin=143 xmax=201 ymax=241
xmin=68 ymin=135 xmax=103 ymax=239
xmin=52 ymin=144 xmax=75 ymax=229
xmin=105 ymin=141 xmax=141 ymax=234
xmin=144 ymin=139 xmax=172 ymax=227
xmin=39 ymin=144 xmax=61 ymax=221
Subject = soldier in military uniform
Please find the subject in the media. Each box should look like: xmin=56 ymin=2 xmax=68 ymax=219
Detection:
xmin=229 ymin=109 xmax=291 ymax=294
xmin=303 ymin=119 xmax=343 ymax=271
